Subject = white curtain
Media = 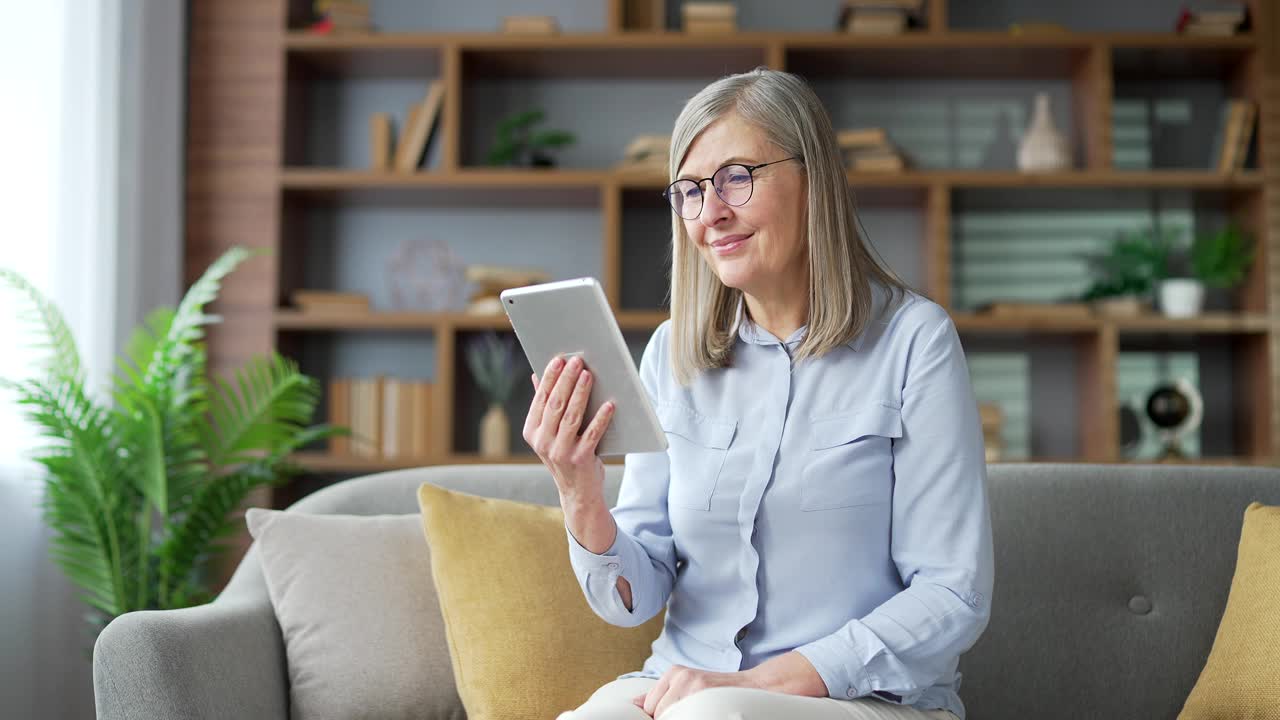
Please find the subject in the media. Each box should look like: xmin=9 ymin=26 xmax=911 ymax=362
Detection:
xmin=0 ymin=1 xmax=183 ymax=716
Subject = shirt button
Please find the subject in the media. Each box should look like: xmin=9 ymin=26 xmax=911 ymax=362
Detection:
xmin=847 ymin=688 xmax=858 ymax=699
xmin=607 ymin=562 xmax=619 ymax=569
xmin=970 ymin=592 xmax=984 ymax=608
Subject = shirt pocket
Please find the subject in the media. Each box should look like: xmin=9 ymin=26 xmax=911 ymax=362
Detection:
xmin=657 ymin=402 xmax=736 ymax=511
xmin=800 ymin=403 xmax=902 ymax=511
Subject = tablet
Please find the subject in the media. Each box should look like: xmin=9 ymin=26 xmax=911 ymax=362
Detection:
xmin=500 ymin=277 xmax=668 ymax=457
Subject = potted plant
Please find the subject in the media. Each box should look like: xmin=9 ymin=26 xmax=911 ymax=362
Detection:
xmin=1080 ymin=227 xmax=1173 ymax=316
xmin=0 ymin=247 xmax=343 ymax=644
xmin=1158 ymin=224 xmax=1254 ymax=317
xmin=465 ymin=331 xmax=518 ymax=457
xmin=485 ymin=109 xmax=576 ymax=168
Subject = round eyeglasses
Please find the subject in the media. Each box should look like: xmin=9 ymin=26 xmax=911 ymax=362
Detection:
xmin=662 ymin=156 xmax=802 ymax=220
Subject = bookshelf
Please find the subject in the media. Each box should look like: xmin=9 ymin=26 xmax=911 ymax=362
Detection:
xmin=187 ymin=0 xmax=1280 ymax=510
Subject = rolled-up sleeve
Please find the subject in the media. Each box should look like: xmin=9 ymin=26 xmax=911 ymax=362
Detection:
xmin=794 ymin=313 xmax=995 ymax=704
xmin=565 ymin=322 xmax=677 ymax=627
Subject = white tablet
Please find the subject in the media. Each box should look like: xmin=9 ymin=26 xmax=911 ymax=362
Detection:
xmin=500 ymin=277 xmax=668 ymax=457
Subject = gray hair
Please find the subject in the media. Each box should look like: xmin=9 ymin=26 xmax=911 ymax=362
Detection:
xmin=664 ymin=67 xmax=911 ymax=386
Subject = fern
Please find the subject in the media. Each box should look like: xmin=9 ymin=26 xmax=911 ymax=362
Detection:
xmin=1 ymin=246 xmax=343 ymax=643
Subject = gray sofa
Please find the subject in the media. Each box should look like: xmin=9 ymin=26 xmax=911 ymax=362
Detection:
xmin=94 ymin=462 xmax=1280 ymax=720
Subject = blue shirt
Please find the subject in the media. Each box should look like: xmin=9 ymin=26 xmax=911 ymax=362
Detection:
xmin=565 ymin=285 xmax=994 ymax=720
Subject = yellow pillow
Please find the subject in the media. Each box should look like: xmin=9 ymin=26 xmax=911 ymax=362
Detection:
xmin=417 ymin=482 xmax=665 ymax=720
xmin=1178 ymin=501 xmax=1280 ymax=719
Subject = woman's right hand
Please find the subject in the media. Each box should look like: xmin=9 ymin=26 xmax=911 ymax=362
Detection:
xmin=523 ymin=353 xmax=617 ymax=507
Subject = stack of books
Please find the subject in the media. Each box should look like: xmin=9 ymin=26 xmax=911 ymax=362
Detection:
xmin=616 ymin=134 xmax=671 ymax=174
xmin=501 ymin=15 xmax=560 ymax=35
xmin=682 ymin=2 xmax=737 ymax=33
xmin=836 ymin=0 xmax=925 ymax=34
xmin=314 ymin=0 xmax=372 ymax=33
xmin=839 ymin=128 xmax=906 ymax=172
xmin=465 ymin=264 xmax=551 ymax=315
xmin=291 ymin=290 xmax=370 ymax=314
xmin=979 ymin=403 xmax=1004 ymax=463
xmin=1175 ymin=5 xmax=1248 ymax=36
xmin=1215 ymin=98 xmax=1256 ymax=172
xmin=329 ymin=376 xmax=435 ymax=460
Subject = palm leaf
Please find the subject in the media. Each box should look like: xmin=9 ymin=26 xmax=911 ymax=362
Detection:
xmin=0 ymin=268 xmax=84 ymax=383
xmin=206 ymin=353 xmax=323 ymax=466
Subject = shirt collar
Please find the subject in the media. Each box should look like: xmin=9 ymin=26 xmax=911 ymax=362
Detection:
xmin=730 ymin=292 xmax=872 ymax=351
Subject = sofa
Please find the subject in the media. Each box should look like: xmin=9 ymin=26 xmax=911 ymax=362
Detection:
xmin=93 ymin=462 xmax=1280 ymax=720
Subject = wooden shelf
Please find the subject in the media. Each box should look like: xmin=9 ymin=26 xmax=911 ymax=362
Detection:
xmin=281 ymin=167 xmax=1264 ymax=196
xmin=285 ymin=30 xmax=1253 ymax=78
xmin=276 ymin=308 xmax=1272 ymax=336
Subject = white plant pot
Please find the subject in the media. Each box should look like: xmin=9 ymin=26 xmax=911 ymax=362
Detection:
xmin=1158 ymin=278 xmax=1206 ymax=318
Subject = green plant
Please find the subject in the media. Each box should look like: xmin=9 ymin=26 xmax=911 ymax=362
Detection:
xmin=465 ymin=332 xmax=518 ymax=407
xmin=0 ymin=247 xmax=343 ymax=641
xmin=1080 ymin=228 xmax=1174 ymax=301
xmin=485 ymin=109 xmax=576 ymax=167
xmin=1190 ymin=224 xmax=1254 ymax=288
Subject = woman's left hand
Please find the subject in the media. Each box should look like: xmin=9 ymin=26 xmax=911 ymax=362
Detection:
xmin=631 ymin=665 xmax=756 ymax=718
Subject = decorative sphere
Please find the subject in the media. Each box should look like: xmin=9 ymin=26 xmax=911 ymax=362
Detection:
xmin=1146 ymin=385 xmax=1190 ymax=429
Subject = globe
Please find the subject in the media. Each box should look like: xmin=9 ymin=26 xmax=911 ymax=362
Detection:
xmin=1146 ymin=384 xmax=1191 ymax=429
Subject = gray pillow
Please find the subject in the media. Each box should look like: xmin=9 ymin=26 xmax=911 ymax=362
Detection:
xmin=245 ymin=508 xmax=465 ymax=720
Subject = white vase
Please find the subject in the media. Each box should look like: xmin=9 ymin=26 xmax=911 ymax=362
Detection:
xmin=1158 ymin=278 xmax=1206 ymax=318
xmin=479 ymin=404 xmax=510 ymax=458
xmin=1017 ymin=92 xmax=1071 ymax=172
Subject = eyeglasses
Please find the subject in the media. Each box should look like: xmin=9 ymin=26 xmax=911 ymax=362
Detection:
xmin=662 ymin=156 xmax=802 ymax=220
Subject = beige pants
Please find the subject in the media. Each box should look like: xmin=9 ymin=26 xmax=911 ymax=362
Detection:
xmin=557 ymin=677 xmax=962 ymax=720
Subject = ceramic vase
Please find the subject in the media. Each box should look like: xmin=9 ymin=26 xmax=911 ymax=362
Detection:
xmin=1017 ymin=92 xmax=1071 ymax=172
xmin=480 ymin=403 xmax=510 ymax=457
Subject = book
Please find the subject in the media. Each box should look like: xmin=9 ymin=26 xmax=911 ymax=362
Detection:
xmin=292 ymin=289 xmax=370 ymax=313
xmin=682 ymin=2 xmax=737 ymax=20
xmin=393 ymin=80 xmax=445 ymax=173
xmin=1216 ymin=99 xmax=1247 ymax=173
xmin=351 ymin=377 xmax=383 ymax=457
xmin=1231 ymin=100 xmax=1256 ymax=171
xmin=846 ymin=10 xmax=908 ymax=34
xmin=837 ymin=127 xmax=889 ymax=149
xmin=382 ymin=378 xmax=400 ymax=458
xmin=684 ymin=19 xmax=737 ymax=32
xmin=410 ymin=381 xmax=432 ymax=458
xmin=464 ymin=264 xmax=551 ymax=288
xmin=853 ymin=153 xmax=905 ymax=172
xmin=369 ymin=113 xmax=391 ymax=170
xmin=328 ymin=377 xmax=351 ymax=455
xmin=501 ymin=15 xmax=559 ymax=34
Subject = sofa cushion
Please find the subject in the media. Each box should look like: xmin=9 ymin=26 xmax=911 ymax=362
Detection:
xmin=245 ymin=508 xmax=464 ymax=720
xmin=416 ymin=481 xmax=664 ymax=720
xmin=1178 ymin=501 xmax=1280 ymax=719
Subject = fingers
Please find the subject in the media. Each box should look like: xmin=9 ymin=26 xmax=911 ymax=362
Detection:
xmin=549 ymin=364 xmax=593 ymax=457
xmin=643 ymin=673 xmax=672 ymax=718
xmin=577 ymin=397 xmax=615 ymax=456
xmin=524 ymin=355 xmax=566 ymax=449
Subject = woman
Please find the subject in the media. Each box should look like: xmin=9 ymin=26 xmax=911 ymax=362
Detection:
xmin=525 ymin=67 xmax=993 ymax=720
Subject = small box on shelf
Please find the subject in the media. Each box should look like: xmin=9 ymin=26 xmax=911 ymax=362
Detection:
xmin=465 ymin=264 xmax=551 ymax=315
